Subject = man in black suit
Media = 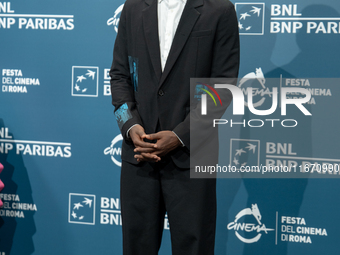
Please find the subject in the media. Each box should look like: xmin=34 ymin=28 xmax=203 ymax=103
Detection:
xmin=110 ymin=0 xmax=239 ymax=254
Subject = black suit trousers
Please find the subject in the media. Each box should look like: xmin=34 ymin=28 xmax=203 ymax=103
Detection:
xmin=120 ymin=159 xmax=216 ymax=255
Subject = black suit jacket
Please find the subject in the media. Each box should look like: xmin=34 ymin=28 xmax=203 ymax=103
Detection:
xmin=110 ymin=0 xmax=239 ymax=168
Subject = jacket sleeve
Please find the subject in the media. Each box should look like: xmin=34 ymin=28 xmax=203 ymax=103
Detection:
xmin=110 ymin=3 xmax=143 ymax=139
xmin=172 ymin=1 xmax=240 ymax=150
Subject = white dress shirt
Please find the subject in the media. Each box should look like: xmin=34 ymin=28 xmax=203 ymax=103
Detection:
xmin=158 ymin=0 xmax=186 ymax=146
xmin=158 ymin=0 xmax=187 ymax=71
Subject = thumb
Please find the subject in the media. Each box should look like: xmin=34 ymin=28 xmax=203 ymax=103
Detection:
xmin=144 ymin=133 xmax=160 ymax=140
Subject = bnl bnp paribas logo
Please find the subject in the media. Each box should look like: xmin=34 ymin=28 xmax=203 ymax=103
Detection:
xmin=0 ymin=2 xmax=74 ymax=30
xmin=71 ymin=66 xmax=99 ymax=97
xmin=68 ymin=193 xmax=96 ymax=225
xmin=235 ymin=3 xmax=265 ymax=35
xmin=236 ymin=3 xmax=340 ymax=35
xmin=68 ymin=194 xmax=125 ymax=226
xmin=230 ymin=139 xmax=260 ymax=169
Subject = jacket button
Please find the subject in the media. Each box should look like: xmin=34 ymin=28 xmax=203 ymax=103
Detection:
xmin=158 ymin=90 xmax=164 ymax=96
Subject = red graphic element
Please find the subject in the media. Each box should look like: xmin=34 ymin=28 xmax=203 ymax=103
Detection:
xmin=202 ymin=83 xmax=223 ymax=106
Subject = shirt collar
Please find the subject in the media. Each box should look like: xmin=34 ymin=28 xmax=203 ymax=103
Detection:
xmin=158 ymin=0 xmax=186 ymax=4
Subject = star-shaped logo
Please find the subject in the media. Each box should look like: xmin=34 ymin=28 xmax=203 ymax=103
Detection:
xmin=69 ymin=194 xmax=96 ymax=225
xmin=77 ymin=75 xmax=86 ymax=82
xmin=83 ymin=197 xmax=93 ymax=208
xmin=235 ymin=3 xmax=265 ymax=35
xmin=240 ymin=12 xmax=251 ymax=20
xmin=86 ymin=70 xmax=96 ymax=80
xmin=74 ymin=202 xmax=83 ymax=210
xmin=235 ymin=148 xmax=246 ymax=156
xmin=230 ymin=139 xmax=260 ymax=169
xmin=250 ymin=6 xmax=261 ymax=17
xmin=72 ymin=211 xmax=77 ymax=219
xmin=246 ymin=143 xmax=257 ymax=153
xmin=72 ymin=66 xmax=99 ymax=96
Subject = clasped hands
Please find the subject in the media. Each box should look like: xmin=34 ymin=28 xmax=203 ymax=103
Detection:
xmin=129 ymin=125 xmax=181 ymax=162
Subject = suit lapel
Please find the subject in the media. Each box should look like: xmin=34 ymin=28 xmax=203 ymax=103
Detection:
xmin=143 ymin=0 xmax=162 ymax=82
xmin=159 ymin=0 xmax=203 ymax=86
